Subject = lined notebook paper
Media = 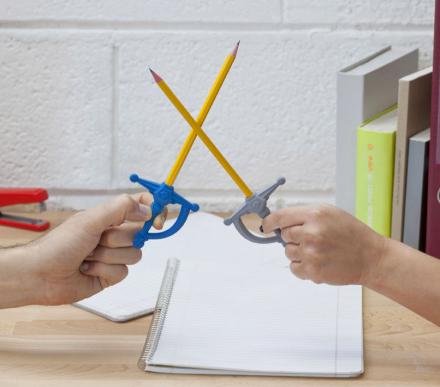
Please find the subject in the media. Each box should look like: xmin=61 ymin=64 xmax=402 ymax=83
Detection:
xmin=135 ymin=214 xmax=363 ymax=377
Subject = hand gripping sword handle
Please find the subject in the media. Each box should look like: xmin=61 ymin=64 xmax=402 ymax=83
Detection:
xmin=130 ymin=174 xmax=199 ymax=248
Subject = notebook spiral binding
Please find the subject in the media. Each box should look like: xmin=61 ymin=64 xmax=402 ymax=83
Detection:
xmin=138 ymin=258 xmax=180 ymax=371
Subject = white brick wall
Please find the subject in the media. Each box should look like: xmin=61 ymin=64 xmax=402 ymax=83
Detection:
xmin=0 ymin=0 xmax=435 ymax=211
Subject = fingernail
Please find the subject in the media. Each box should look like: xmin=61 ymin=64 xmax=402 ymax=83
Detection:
xmin=259 ymin=225 xmax=264 ymax=233
xmin=80 ymin=262 xmax=90 ymax=273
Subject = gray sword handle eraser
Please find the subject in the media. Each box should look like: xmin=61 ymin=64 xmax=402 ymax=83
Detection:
xmin=224 ymin=177 xmax=286 ymax=245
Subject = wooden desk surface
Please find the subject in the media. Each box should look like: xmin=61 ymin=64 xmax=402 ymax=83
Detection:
xmin=1 ymin=212 xmax=440 ymax=386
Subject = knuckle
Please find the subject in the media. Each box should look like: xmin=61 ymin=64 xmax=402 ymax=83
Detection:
xmin=285 ymin=244 xmax=295 ymax=259
xmin=285 ymin=244 xmax=300 ymax=261
xmin=303 ymin=231 xmax=316 ymax=245
xmin=291 ymin=264 xmax=300 ymax=275
xmin=290 ymin=263 xmax=306 ymax=280
xmin=281 ymin=228 xmax=290 ymax=242
xmin=309 ymin=204 xmax=329 ymax=220
xmin=136 ymin=191 xmax=154 ymax=206
xmin=311 ymin=230 xmax=322 ymax=245
xmin=303 ymin=227 xmax=322 ymax=248
xmin=304 ymin=243 xmax=319 ymax=260
xmin=118 ymin=193 xmax=134 ymax=208
xmin=110 ymin=194 xmax=136 ymax=225
xmin=100 ymin=228 xmax=118 ymax=247
xmin=144 ymin=192 xmax=153 ymax=204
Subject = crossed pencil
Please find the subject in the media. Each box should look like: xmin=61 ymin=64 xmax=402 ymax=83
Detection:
xmin=131 ymin=42 xmax=285 ymax=247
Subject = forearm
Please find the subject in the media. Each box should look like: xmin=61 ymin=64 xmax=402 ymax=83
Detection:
xmin=0 ymin=245 xmax=43 ymax=308
xmin=363 ymin=238 xmax=440 ymax=326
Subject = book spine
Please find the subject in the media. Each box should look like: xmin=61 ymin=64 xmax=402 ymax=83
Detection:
xmin=356 ymin=129 xmax=396 ymax=237
xmin=138 ymin=258 xmax=180 ymax=371
xmin=403 ymin=137 xmax=430 ymax=250
xmin=391 ymin=81 xmax=409 ymax=241
xmin=336 ymin=74 xmax=364 ymax=215
xmin=426 ymin=0 xmax=440 ymax=258
xmin=392 ymin=71 xmax=433 ymax=242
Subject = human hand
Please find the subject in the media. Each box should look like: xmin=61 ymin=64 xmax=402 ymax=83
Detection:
xmin=26 ymin=193 xmax=166 ymax=305
xmin=262 ymin=204 xmax=386 ymax=285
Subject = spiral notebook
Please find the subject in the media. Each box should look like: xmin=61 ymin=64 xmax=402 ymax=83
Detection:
xmin=137 ymin=217 xmax=363 ymax=377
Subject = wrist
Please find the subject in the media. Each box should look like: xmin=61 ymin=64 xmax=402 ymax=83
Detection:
xmin=0 ymin=244 xmax=46 ymax=308
xmin=358 ymin=232 xmax=390 ymax=289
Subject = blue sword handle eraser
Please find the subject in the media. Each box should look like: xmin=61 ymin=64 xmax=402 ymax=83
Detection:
xmin=130 ymin=174 xmax=199 ymax=248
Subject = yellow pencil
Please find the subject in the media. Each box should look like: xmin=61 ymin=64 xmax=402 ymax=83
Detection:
xmin=150 ymin=68 xmax=253 ymax=198
xmin=165 ymin=42 xmax=240 ymax=186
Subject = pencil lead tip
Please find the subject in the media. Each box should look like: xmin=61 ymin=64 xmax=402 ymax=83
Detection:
xmin=149 ymin=68 xmax=162 ymax=83
xmin=231 ymin=41 xmax=240 ymax=57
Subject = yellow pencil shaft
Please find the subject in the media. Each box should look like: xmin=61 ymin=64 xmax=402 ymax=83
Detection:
xmin=158 ymin=79 xmax=253 ymax=198
xmin=165 ymin=54 xmax=235 ymax=186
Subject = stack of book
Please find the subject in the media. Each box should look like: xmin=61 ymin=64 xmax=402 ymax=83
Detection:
xmin=336 ymin=45 xmax=437 ymax=254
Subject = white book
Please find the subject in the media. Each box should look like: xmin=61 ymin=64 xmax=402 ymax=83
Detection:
xmin=336 ymin=46 xmax=418 ymax=215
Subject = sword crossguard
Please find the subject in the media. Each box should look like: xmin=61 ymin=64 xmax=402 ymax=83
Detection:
xmin=130 ymin=174 xmax=199 ymax=248
xmin=224 ymin=177 xmax=286 ymax=245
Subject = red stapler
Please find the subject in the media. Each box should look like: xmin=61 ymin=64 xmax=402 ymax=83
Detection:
xmin=0 ymin=188 xmax=50 ymax=231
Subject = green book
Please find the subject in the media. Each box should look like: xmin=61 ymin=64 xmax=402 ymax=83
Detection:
xmin=356 ymin=106 xmax=397 ymax=237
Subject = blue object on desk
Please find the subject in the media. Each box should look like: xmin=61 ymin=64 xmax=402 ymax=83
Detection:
xmin=130 ymin=174 xmax=199 ymax=248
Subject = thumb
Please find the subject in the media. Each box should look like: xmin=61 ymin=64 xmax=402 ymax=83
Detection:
xmin=81 ymin=194 xmax=152 ymax=232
